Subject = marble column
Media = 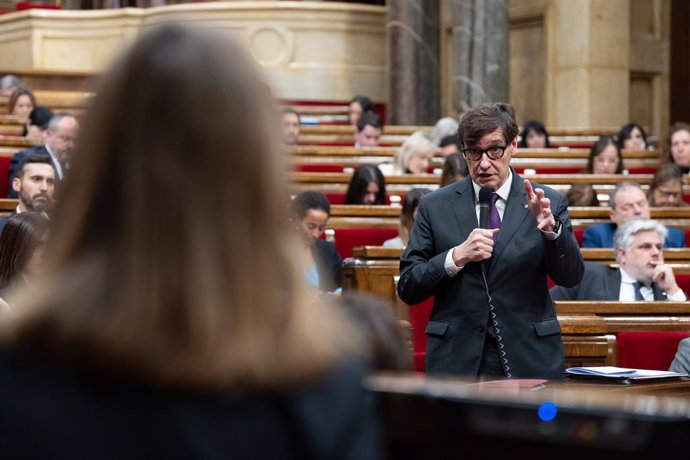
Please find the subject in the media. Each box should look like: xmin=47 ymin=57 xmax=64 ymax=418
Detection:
xmin=448 ymin=0 xmax=509 ymax=114
xmin=387 ymin=0 xmax=440 ymax=125
xmin=545 ymin=0 xmax=629 ymax=127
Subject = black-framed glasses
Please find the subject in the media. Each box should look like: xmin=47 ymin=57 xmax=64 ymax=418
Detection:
xmin=461 ymin=145 xmax=509 ymax=161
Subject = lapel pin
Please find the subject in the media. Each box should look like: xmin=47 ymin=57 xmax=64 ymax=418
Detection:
xmin=524 ymin=204 xmax=528 ymax=208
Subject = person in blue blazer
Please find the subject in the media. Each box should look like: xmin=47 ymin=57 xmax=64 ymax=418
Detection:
xmin=583 ymin=182 xmax=686 ymax=248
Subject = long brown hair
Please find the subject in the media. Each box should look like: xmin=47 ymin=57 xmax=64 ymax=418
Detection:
xmin=0 ymin=212 xmax=49 ymax=291
xmin=661 ymin=122 xmax=690 ymax=165
xmin=6 ymin=25 xmax=359 ymax=390
xmin=8 ymin=87 xmax=36 ymax=116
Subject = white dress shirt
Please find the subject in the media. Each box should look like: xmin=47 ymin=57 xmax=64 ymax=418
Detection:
xmin=44 ymin=144 xmax=64 ymax=180
xmin=618 ymin=267 xmax=687 ymax=301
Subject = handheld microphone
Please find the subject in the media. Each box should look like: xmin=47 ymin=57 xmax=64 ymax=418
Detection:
xmin=478 ymin=186 xmax=492 ymax=229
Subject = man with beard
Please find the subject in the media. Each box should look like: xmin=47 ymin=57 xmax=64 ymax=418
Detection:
xmin=8 ymin=113 xmax=79 ymax=198
xmin=0 ymin=155 xmax=55 ymax=234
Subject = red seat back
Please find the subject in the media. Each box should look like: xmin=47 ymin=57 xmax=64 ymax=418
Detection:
xmin=675 ymin=274 xmax=690 ymax=295
xmin=0 ymin=157 xmax=10 ymax=198
xmin=333 ymin=228 xmax=399 ymax=259
xmin=617 ymin=331 xmax=690 ymax=370
xmin=293 ymin=164 xmax=345 ymax=173
xmin=409 ymin=296 xmax=434 ymax=372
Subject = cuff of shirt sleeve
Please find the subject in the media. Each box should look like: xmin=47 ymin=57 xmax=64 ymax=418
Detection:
xmin=668 ymin=288 xmax=688 ymax=301
xmin=541 ymin=224 xmax=562 ymax=241
xmin=444 ymin=249 xmax=463 ymax=277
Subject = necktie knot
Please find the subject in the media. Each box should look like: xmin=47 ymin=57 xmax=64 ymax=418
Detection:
xmin=633 ymin=281 xmax=647 ymax=301
xmin=491 ymin=193 xmax=500 ymax=205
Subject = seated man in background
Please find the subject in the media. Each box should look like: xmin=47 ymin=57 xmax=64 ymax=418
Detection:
xmin=583 ymin=182 xmax=685 ymax=248
xmin=281 ymin=107 xmax=300 ymax=146
xmin=551 ymin=219 xmax=686 ymax=301
xmin=0 ymin=75 xmax=21 ymax=97
xmin=0 ymin=154 xmax=55 ymax=234
xmin=354 ymin=111 xmax=382 ymax=147
xmin=8 ymin=112 xmax=79 ymax=198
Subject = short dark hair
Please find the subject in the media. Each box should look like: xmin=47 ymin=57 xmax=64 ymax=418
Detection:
xmin=293 ymin=191 xmax=331 ymax=220
xmin=518 ymin=120 xmax=550 ymax=148
xmin=649 ymin=163 xmax=684 ymax=206
xmin=345 ymin=163 xmax=386 ymax=205
xmin=349 ymin=95 xmax=373 ymax=113
xmin=0 ymin=212 xmax=50 ymax=291
xmin=15 ymin=154 xmax=54 ymax=180
xmin=28 ymin=106 xmax=54 ymax=130
xmin=356 ymin=111 xmax=382 ymax=133
xmin=457 ymin=102 xmax=519 ymax=148
xmin=439 ymin=134 xmax=460 ymax=149
xmin=586 ymin=136 xmax=624 ymax=174
xmin=616 ymin=123 xmax=647 ymax=150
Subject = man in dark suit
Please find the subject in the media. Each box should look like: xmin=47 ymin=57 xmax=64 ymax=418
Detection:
xmin=551 ymin=220 xmax=686 ymax=301
xmin=8 ymin=113 xmax=79 ymax=198
xmin=583 ymin=182 xmax=686 ymax=248
xmin=398 ymin=103 xmax=584 ymax=380
xmin=0 ymin=154 xmax=56 ymax=234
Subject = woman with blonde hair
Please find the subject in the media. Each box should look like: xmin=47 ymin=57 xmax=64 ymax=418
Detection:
xmin=393 ymin=131 xmax=435 ymax=174
xmin=0 ymin=24 xmax=380 ymax=459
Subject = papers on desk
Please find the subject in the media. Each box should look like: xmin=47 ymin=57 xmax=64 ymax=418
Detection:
xmin=565 ymin=366 xmax=687 ymax=383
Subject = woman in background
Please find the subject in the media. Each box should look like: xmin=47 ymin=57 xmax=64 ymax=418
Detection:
xmin=0 ymin=25 xmax=379 ymax=459
xmin=0 ymin=212 xmax=49 ymax=312
xmin=585 ymin=136 xmax=624 ymax=174
xmin=662 ymin=122 xmax=690 ymax=174
xmin=393 ymin=131 xmax=435 ymax=174
xmin=383 ymin=188 xmax=430 ymax=248
xmin=345 ymin=163 xmax=387 ymax=205
xmin=294 ymin=191 xmax=342 ymax=292
xmin=616 ymin=122 xmax=647 ymax=151
xmin=348 ymin=95 xmax=374 ymax=127
xmin=440 ymin=152 xmax=468 ymax=187
xmin=8 ymin=87 xmax=35 ymax=120
xmin=518 ymin=120 xmax=550 ymax=148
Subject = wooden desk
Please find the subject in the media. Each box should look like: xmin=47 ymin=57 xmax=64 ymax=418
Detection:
xmin=366 ymin=373 xmax=690 ymax=460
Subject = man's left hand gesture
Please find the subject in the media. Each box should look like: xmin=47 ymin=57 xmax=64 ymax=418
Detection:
xmin=524 ymin=180 xmax=555 ymax=232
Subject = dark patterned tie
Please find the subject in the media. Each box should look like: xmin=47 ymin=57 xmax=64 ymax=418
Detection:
xmin=633 ymin=281 xmax=645 ymax=301
xmin=488 ymin=193 xmax=501 ymax=241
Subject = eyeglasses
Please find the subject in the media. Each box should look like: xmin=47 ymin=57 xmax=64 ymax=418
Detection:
xmin=461 ymin=145 xmax=509 ymax=161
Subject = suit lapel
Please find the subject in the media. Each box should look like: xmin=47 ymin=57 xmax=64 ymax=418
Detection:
xmin=451 ymin=178 xmax=478 ymax=245
xmin=490 ymin=171 xmax=530 ymax=269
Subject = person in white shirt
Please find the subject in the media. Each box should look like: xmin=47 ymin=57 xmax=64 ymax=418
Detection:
xmin=550 ymin=219 xmax=687 ymax=301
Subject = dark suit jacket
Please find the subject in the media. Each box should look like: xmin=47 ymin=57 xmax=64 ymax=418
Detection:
xmin=313 ymin=239 xmax=342 ymax=292
xmin=549 ymin=262 xmax=669 ymax=301
xmin=583 ymin=222 xmax=686 ymax=248
xmin=0 ymin=349 xmax=381 ymax=459
xmin=8 ymin=146 xmax=62 ymax=198
xmin=398 ymin=171 xmax=584 ymax=380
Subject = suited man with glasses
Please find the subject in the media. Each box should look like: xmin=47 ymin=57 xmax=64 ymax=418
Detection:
xmin=398 ymin=103 xmax=583 ymax=380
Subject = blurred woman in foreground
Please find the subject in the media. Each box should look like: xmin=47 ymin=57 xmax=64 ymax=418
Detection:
xmin=0 ymin=24 xmax=379 ymax=459
xmin=0 ymin=212 xmax=50 ymax=312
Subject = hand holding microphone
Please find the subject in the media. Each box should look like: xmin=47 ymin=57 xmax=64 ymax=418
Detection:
xmin=452 ymin=187 xmax=498 ymax=267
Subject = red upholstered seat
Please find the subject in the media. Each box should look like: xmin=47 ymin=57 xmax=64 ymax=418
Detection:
xmin=617 ymin=331 xmax=690 ymax=370
xmin=0 ymin=157 xmax=10 ymax=198
xmin=16 ymin=2 xmax=61 ymax=9
xmin=409 ymin=296 xmax=434 ymax=372
xmin=676 ymin=274 xmax=690 ymax=295
xmin=293 ymin=164 xmax=344 ymax=173
xmin=333 ymin=228 xmax=399 ymax=259
xmin=683 ymin=194 xmax=690 ymax=205
xmin=325 ymin=193 xmax=346 ymax=205
xmin=627 ymin=166 xmax=658 ymax=174
xmin=685 ymin=230 xmax=690 ymax=248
